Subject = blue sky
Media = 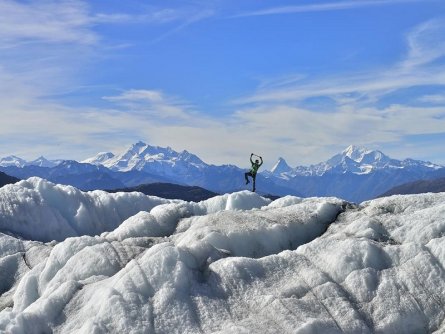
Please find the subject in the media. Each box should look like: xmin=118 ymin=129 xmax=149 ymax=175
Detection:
xmin=1 ymin=0 xmax=445 ymax=168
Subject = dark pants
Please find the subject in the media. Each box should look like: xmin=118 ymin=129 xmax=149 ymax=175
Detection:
xmin=245 ymin=171 xmax=256 ymax=191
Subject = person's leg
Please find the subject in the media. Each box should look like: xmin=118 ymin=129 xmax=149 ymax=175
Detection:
xmin=252 ymin=175 xmax=256 ymax=192
xmin=245 ymin=172 xmax=251 ymax=184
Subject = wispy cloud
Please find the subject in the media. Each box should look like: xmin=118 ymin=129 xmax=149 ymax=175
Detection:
xmin=0 ymin=0 xmax=97 ymax=45
xmin=93 ymin=8 xmax=208 ymax=25
xmin=235 ymin=18 xmax=445 ymax=106
xmin=402 ymin=19 xmax=445 ymax=69
xmin=149 ymin=9 xmax=215 ymax=44
xmin=0 ymin=0 xmax=213 ymax=46
xmin=233 ymin=0 xmax=427 ymax=18
xmin=103 ymin=89 xmax=194 ymax=120
xmin=0 ymin=1 xmax=212 ymax=99
xmin=418 ymin=94 xmax=445 ymax=104
xmin=235 ymin=68 xmax=445 ymax=106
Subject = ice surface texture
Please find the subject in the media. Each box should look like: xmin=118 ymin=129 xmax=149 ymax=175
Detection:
xmin=0 ymin=178 xmax=444 ymax=333
xmin=0 ymin=177 xmax=176 ymax=242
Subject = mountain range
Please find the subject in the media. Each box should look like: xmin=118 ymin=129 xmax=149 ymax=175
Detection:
xmin=265 ymin=145 xmax=444 ymax=202
xmin=1 ymin=142 xmax=443 ymax=202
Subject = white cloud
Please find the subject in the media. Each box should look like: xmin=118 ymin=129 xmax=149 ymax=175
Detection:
xmin=233 ymin=19 xmax=445 ymax=110
xmin=234 ymin=67 xmax=445 ymax=106
xmin=104 ymin=90 xmax=164 ymax=103
xmin=149 ymin=9 xmax=215 ymax=44
xmin=418 ymin=94 xmax=445 ymax=104
xmin=234 ymin=0 xmax=427 ymax=18
xmin=0 ymin=0 xmax=97 ymax=45
xmin=402 ymin=19 xmax=445 ymax=69
xmin=0 ymin=1 xmax=214 ymax=48
xmin=233 ymin=16 xmax=445 ymax=106
xmin=103 ymin=89 xmax=193 ymax=120
xmin=93 ymin=8 xmax=209 ymax=25
xmin=3 ymin=81 xmax=445 ymax=168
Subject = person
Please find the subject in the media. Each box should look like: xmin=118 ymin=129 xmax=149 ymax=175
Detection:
xmin=245 ymin=153 xmax=263 ymax=192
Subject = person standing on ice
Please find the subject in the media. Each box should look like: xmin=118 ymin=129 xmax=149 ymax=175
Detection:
xmin=245 ymin=153 xmax=263 ymax=192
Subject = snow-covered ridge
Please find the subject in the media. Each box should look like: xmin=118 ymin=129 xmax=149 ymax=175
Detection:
xmin=82 ymin=152 xmax=115 ymax=165
xmin=0 ymin=178 xmax=444 ymax=333
xmin=0 ymin=155 xmax=60 ymax=168
xmin=84 ymin=141 xmax=206 ymax=172
xmin=270 ymin=157 xmax=292 ymax=175
xmin=4 ymin=143 xmax=442 ymax=176
xmin=270 ymin=144 xmax=442 ymax=177
xmin=0 ymin=156 xmax=27 ymax=168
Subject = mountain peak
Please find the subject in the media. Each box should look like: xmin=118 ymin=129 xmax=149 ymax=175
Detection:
xmin=337 ymin=145 xmax=391 ymax=165
xmin=134 ymin=140 xmax=147 ymax=147
xmin=342 ymin=145 xmax=371 ymax=160
xmin=271 ymin=157 xmax=292 ymax=175
xmin=26 ymin=156 xmax=58 ymax=168
xmin=82 ymin=152 xmax=115 ymax=165
xmin=83 ymin=141 xmax=208 ymax=173
xmin=0 ymin=155 xmax=26 ymax=168
xmin=130 ymin=141 xmax=149 ymax=155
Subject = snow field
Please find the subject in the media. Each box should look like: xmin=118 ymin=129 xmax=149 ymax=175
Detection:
xmin=0 ymin=178 xmax=444 ymax=333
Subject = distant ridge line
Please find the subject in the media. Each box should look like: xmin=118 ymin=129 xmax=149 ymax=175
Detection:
xmin=109 ymin=182 xmax=219 ymax=202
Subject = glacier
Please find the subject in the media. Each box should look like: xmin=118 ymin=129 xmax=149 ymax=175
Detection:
xmin=0 ymin=178 xmax=444 ymax=333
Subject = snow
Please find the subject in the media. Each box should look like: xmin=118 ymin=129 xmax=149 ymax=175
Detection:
xmin=0 ymin=155 xmax=61 ymax=168
xmin=81 ymin=152 xmax=115 ymax=165
xmin=25 ymin=156 xmax=59 ymax=168
xmin=84 ymin=141 xmax=206 ymax=172
xmin=0 ymin=178 xmax=444 ymax=333
xmin=0 ymin=156 xmax=26 ymax=168
xmin=270 ymin=157 xmax=292 ymax=175
xmin=0 ymin=177 xmax=176 ymax=242
xmin=280 ymin=145 xmax=443 ymax=178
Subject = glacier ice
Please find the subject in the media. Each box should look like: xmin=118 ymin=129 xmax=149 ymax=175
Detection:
xmin=0 ymin=178 xmax=444 ymax=333
xmin=0 ymin=177 xmax=177 ymax=242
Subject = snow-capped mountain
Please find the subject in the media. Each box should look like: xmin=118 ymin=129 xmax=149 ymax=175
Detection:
xmin=82 ymin=152 xmax=115 ymax=165
xmin=1 ymin=143 xmax=444 ymax=202
xmin=270 ymin=157 xmax=292 ymax=175
xmin=0 ymin=155 xmax=61 ymax=168
xmin=84 ymin=141 xmax=206 ymax=174
xmin=0 ymin=155 xmax=26 ymax=168
xmin=271 ymin=145 xmax=442 ymax=177
xmin=81 ymin=141 xmax=291 ymax=195
xmin=263 ymin=145 xmax=445 ymax=202
xmin=25 ymin=156 xmax=60 ymax=168
xmin=0 ymin=178 xmax=444 ymax=333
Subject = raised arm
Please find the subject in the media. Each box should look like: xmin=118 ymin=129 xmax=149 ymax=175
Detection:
xmin=259 ymin=156 xmax=263 ymax=166
xmin=250 ymin=153 xmax=254 ymax=164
